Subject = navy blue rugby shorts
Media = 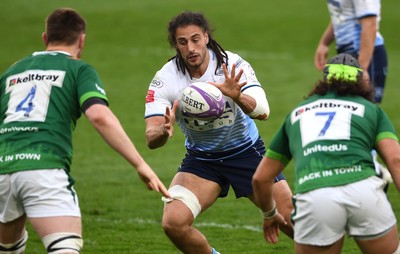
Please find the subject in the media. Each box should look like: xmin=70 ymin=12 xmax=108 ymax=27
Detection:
xmin=179 ymin=137 xmax=286 ymax=198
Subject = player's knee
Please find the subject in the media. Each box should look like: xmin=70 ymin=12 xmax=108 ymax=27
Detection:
xmin=42 ymin=232 xmax=83 ymax=254
xmin=0 ymin=230 xmax=28 ymax=254
xmin=161 ymin=185 xmax=201 ymax=235
xmin=162 ymin=185 xmax=201 ymax=219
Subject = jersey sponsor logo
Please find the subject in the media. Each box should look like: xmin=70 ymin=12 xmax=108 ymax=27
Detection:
xmin=303 ymin=143 xmax=348 ymax=156
xmin=0 ymin=126 xmax=39 ymax=134
xmin=181 ymin=91 xmax=206 ymax=111
xmin=95 ymin=83 xmax=106 ymax=95
xmin=146 ymin=90 xmax=155 ymax=103
xmin=6 ymin=70 xmax=64 ymax=92
xmin=150 ymin=78 xmax=164 ymax=88
xmin=0 ymin=153 xmax=41 ymax=163
xmin=181 ymin=101 xmax=234 ymax=131
xmin=5 ymin=70 xmax=65 ymax=123
xmin=293 ymin=100 xmax=360 ymax=119
xmin=291 ymin=99 xmax=365 ymax=147
xmin=299 ymin=165 xmax=362 ymax=185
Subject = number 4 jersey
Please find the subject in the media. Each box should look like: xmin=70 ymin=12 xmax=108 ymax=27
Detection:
xmin=266 ymin=91 xmax=398 ymax=194
xmin=0 ymin=51 xmax=108 ymax=174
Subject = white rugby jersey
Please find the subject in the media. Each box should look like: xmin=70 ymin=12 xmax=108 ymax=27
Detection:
xmin=327 ymin=0 xmax=384 ymax=50
xmin=145 ymin=50 xmax=264 ymax=155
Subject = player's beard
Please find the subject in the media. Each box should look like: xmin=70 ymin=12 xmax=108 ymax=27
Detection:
xmin=184 ymin=49 xmax=209 ymax=76
xmin=186 ymin=52 xmax=203 ymax=68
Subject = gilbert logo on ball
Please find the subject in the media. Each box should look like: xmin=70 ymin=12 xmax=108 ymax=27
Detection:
xmin=181 ymin=82 xmax=225 ymax=121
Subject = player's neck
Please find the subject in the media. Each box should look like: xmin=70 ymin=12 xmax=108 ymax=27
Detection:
xmin=46 ymin=45 xmax=80 ymax=59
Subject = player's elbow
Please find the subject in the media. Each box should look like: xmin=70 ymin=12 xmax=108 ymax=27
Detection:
xmin=247 ymin=99 xmax=270 ymax=120
xmin=242 ymin=86 xmax=270 ymax=121
xmin=145 ymin=131 xmax=167 ymax=150
xmin=249 ymin=105 xmax=270 ymax=121
xmin=146 ymin=139 xmax=162 ymax=150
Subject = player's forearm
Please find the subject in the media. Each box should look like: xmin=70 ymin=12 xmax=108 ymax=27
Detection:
xmin=358 ymin=17 xmax=377 ymax=71
xmin=252 ymin=157 xmax=279 ymax=211
xmin=241 ymin=86 xmax=270 ymax=120
xmin=233 ymin=93 xmax=256 ymax=115
xmin=253 ymin=181 xmax=275 ymax=213
xmin=386 ymin=155 xmax=400 ymax=193
xmin=319 ymin=22 xmax=335 ymax=47
xmin=87 ymin=106 xmax=148 ymax=169
xmin=377 ymin=139 xmax=400 ymax=192
xmin=145 ymin=125 xmax=169 ymax=149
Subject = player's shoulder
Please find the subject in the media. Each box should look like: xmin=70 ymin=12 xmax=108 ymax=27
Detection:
xmin=153 ymin=58 xmax=183 ymax=83
xmin=225 ymin=50 xmax=242 ymax=61
xmin=225 ymin=50 xmax=253 ymax=70
xmin=152 ymin=57 xmax=178 ymax=77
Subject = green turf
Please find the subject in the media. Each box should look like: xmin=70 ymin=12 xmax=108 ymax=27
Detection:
xmin=1 ymin=0 xmax=399 ymax=253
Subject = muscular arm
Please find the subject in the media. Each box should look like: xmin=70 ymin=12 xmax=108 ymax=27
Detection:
xmin=211 ymin=64 xmax=269 ymax=120
xmin=252 ymin=157 xmax=284 ymax=215
xmin=145 ymin=116 xmax=170 ymax=149
xmin=145 ymin=100 xmax=178 ymax=149
xmin=85 ymin=103 xmax=170 ymax=196
xmin=240 ymin=86 xmax=270 ymax=120
xmin=315 ymin=22 xmax=335 ymax=70
xmin=377 ymin=138 xmax=400 ymax=192
xmin=252 ymin=156 xmax=287 ymax=244
xmin=358 ymin=16 xmax=377 ymax=72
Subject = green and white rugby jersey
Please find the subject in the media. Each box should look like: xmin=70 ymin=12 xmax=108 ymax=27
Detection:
xmin=266 ymin=91 xmax=398 ymax=194
xmin=0 ymin=51 xmax=108 ymax=174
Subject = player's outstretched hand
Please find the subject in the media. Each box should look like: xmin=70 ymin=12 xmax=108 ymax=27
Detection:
xmin=164 ymin=100 xmax=178 ymax=138
xmin=262 ymin=212 xmax=287 ymax=244
xmin=136 ymin=163 xmax=171 ymax=198
xmin=210 ymin=63 xmax=247 ymax=101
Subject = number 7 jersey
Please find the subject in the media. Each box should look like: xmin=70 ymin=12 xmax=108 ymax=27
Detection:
xmin=266 ymin=91 xmax=398 ymax=194
xmin=0 ymin=51 xmax=108 ymax=174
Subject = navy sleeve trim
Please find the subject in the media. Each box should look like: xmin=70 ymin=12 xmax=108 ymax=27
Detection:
xmin=82 ymin=97 xmax=109 ymax=113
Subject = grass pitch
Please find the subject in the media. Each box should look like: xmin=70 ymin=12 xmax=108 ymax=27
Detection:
xmin=1 ymin=0 xmax=399 ymax=253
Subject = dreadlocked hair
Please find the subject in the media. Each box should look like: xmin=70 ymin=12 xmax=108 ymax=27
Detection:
xmin=167 ymin=11 xmax=228 ymax=76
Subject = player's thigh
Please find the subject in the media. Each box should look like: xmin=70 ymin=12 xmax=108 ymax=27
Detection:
xmin=295 ymin=237 xmax=344 ymax=254
xmin=347 ymin=176 xmax=396 ymax=237
xmin=162 ymin=172 xmax=221 ymax=227
xmin=30 ymin=216 xmax=82 ymax=239
xmin=14 ymin=169 xmax=81 ymax=219
xmin=168 ymin=172 xmax=221 ymax=211
xmin=292 ymin=189 xmax=347 ymax=246
xmin=0 ymin=215 xmax=26 ymax=243
xmin=0 ymin=174 xmax=25 ymax=224
xmin=355 ymin=223 xmax=399 ymax=254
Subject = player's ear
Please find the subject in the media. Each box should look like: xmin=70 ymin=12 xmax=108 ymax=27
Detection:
xmin=78 ymin=33 xmax=86 ymax=49
xmin=76 ymin=33 xmax=86 ymax=59
xmin=204 ymin=31 xmax=209 ymax=45
xmin=42 ymin=32 xmax=48 ymax=45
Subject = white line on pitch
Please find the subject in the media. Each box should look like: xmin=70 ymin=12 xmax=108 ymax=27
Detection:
xmin=91 ymin=217 xmax=262 ymax=232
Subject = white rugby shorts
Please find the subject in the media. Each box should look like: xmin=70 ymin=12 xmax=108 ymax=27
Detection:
xmin=0 ymin=169 xmax=81 ymax=222
xmin=292 ymin=176 xmax=397 ymax=245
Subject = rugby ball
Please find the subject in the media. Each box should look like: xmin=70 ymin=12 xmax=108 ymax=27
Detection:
xmin=181 ymin=82 xmax=225 ymax=121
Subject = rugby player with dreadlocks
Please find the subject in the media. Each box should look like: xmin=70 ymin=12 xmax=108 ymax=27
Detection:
xmin=144 ymin=11 xmax=293 ymax=254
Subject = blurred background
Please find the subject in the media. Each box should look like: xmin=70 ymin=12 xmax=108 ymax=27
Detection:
xmin=1 ymin=1 xmax=399 ymax=253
